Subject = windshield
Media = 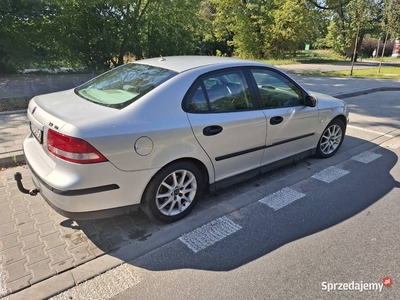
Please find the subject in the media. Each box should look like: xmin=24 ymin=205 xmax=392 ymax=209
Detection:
xmin=75 ymin=63 xmax=177 ymax=109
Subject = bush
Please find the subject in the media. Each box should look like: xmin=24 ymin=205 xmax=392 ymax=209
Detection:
xmin=360 ymin=39 xmax=395 ymax=57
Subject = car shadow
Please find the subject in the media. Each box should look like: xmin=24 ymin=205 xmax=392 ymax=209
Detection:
xmin=57 ymin=134 xmax=400 ymax=273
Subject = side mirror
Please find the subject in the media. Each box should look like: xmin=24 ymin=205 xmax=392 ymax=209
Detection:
xmin=305 ymin=95 xmax=317 ymax=107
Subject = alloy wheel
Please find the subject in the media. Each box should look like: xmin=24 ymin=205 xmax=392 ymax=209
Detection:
xmin=319 ymin=124 xmax=342 ymax=155
xmin=156 ymin=169 xmax=197 ymax=216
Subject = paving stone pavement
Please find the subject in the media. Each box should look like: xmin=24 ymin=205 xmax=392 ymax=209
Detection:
xmin=0 ymin=160 xmax=252 ymax=298
xmin=0 ymin=165 xmax=169 ymax=296
xmin=0 ymin=114 xmax=29 ymax=167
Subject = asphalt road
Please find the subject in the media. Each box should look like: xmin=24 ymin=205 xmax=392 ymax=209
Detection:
xmin=47 ymin=92 xmax=400 ymax=300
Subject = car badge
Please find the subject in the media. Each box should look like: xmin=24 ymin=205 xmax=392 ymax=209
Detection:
xmin=32 ymin=106 xmax=37 ymax=114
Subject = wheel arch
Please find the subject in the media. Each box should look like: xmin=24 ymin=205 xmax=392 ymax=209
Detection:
xmin=139 ymin=157 xmax=211 ymax=205
xmin=330 ymin=114 xmax=347 ymax=134
xmin=332 ymin=114 xmax=347 ymax=125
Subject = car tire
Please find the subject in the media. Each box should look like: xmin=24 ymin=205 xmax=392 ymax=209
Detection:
xmin=315 ymin=118 xmax=345 ymax=158
xmin=140 ymin=161 xmax=203 ymax=223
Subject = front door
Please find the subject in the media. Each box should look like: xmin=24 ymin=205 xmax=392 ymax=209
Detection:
xmin=248 ymin=68 xmax=319 ymax=165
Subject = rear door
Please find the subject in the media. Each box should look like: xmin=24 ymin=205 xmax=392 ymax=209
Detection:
xmin=184 ymin=69 xmax=266 ymax=182
xmin=248 ymin=68 xmax=319 ymax=165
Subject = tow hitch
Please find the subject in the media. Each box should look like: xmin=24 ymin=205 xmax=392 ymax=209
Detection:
xmin=14 ymin=172 xmax=40 ymax=196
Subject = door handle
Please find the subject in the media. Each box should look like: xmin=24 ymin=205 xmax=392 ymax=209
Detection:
xmin=203 ymin=125 xmax=223 ymax=136
xmin=270 ymin=116 xmax=283 ymax=125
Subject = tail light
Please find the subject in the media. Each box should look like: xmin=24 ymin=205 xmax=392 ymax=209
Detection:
xmin=47 ymin=129 xmax=107 ymax=164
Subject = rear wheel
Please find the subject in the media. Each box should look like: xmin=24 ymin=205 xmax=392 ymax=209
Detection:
xmin=141 ymin=162 xmax=203 ymax=223
xmin=315 ymin=118 xmax=345 ymax=158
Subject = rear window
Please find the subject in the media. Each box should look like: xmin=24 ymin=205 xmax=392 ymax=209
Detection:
xmin=75 ymin=63 xmax=177 ymax=109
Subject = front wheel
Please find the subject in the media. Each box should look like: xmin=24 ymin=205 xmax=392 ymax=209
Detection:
xmin=140 ymin=162 xmax=203 ymax=223
xmin=315 ymin=118 xmax=345 ymax=158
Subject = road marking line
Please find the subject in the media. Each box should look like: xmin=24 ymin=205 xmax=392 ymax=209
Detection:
xmin=347 ymin=125 xmax=394 ymax=138
xmin=179 ymin=216 xmax=242 ymax=253
xmin=380 ymin=138 xmax=400 ymax=149
xmin=351 ymin=151 xmax=382 ymax=164
xmin=259 ymin=187 xmax=305 ymax=211
xmin=312 ymin=166 xmax=350 ymax=183
xmin=50 ymin=264 xmax=140 ymax=300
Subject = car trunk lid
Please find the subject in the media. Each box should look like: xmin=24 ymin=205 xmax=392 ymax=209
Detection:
xmin=31 ymin=89 xmax=121 ymax=127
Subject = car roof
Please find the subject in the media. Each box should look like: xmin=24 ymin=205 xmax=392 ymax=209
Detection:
xmin=133 ymin=55 xmax=270 ymax=73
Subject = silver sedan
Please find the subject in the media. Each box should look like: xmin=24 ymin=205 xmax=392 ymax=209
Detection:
xmin=19 ymin=56 xmax=348 ymax=222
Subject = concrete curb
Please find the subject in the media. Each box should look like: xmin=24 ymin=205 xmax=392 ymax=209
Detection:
xmin=0 ymin=152 xmax=25 ymax=169
xmin=332 ymin=86 xmax=400 ymax=99
xmin=0 ymin=110 xmax=26 ymax=116
xmin=8 ymin=127 xmax=400 ymax=300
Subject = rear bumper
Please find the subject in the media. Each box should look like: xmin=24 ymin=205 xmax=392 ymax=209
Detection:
xmin=27 ymin=160 xmax=120 ymax=196
xmin=23 ymin=134 xmax=159 ymax=219
xmin=27 ymin=160 xmax=140 ymax=220
xmin=31 ymin=175 xmax=139 ymax=220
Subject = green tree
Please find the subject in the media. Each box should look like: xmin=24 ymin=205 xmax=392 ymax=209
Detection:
xmin=48 ymin=0 xmax=204 ymax=69
xmin=212 ymin=0 xmax=272 ymax=59
xmin=382 ymin=0 xmax=400 ymax=37
xmin=325 ymin=18 xmax=350 ymax=54
xmin=313 ymin=0 xmax=383 ymax=56
xmin=378 ymin=0 xmax=400 ymax=72
xmin=51 ymin=0 xmax=157 ymax=69
xmin=141 ymin=0 xmax=201 ymax=58
xmin=0 ymin=0 xmax=58 ymax=71
xmin=211 ymin=0 xmax=327 ymax=58
xmin=348 ymin=0 xmax=381 ymax=51
xmin=308 ymin=0 xmax=352 ymax=54
xmin=265 ymin=0 xmax=322 ymax=57
xmin=196 ymin=0 xmax=233 ymax=56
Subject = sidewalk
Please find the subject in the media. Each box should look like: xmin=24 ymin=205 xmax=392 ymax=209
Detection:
xmin=0 ymin=73 xmax=400 ymax=299
xmin=279 ymin=59 xmax=400 ymax=75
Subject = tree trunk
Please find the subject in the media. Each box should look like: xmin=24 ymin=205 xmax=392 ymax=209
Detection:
xmin=378 ymin=31 xmax=389 ymax=73
xmin=350 ymin=24 xmax=360 ymax=76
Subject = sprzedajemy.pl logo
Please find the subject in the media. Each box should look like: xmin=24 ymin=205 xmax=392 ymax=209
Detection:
xmin=321 ymin=277 xmax=392 ymax=293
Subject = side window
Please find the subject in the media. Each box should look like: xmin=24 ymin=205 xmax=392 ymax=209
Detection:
xmin=186 ymin=70 xmax=253 ymax=113
xmin=187 ymin=85 xmax=209 ymax=112
xmin=251 ymin=69 xmax=303 ymax=108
